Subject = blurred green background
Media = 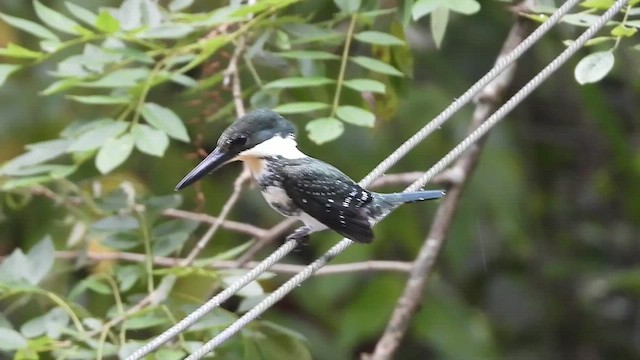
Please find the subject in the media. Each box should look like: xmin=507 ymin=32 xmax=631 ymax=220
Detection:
xmin=1 ymin=0 xmax=640 ymax=359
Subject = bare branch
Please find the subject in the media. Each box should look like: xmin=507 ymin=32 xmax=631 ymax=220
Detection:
xmin=53 ymin=251 xmax=412 ymax=276
xmin=181 ymin=168 xmax=251 ymax=266
xmin=363 ymin=2 xmax=536 ymax=359
xmin=162 ymin=208 xmax=267 ymax=238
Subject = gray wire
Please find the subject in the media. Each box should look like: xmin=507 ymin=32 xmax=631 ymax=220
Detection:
xmin=187 ymin=2 xmax=627 ymax=356
xmin=130 ymin=1 xmax=584 ymax=359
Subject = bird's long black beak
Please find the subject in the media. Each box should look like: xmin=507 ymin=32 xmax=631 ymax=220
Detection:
xmin=175 ymin=147 xmax=235 ymax=190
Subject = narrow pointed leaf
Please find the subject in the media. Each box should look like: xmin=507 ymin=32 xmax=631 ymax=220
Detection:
xmin=354 ymin=31 xmax=405 ymax=46
xmin=264 ymin=77 xmax=334 ymax=89
xmin=67 ymin=95 xmax=130 ymax=104
xmin=412 ymin=0 xmax=443 ymax=20
xmin=0 ymin=12 xmax=59 ymax=41
xmin=0 ymin=43 xmax=43 ymax=59
xmin=431 ymin=6 xmax=449 ymax=48
xmin=343 ymin=79 xmax=386 ymax=93
xmin=65 ymin=2 xmax=98 ymax=26
xmin=277 ymin=50 xmax=340 ymax=60
xmin=351 ymin=56 xmax=404 ymax=76
xmin=33 ymin=0 xmax=87 ymax=35
xmin=272 ymin=102 xmax=329 ymax=114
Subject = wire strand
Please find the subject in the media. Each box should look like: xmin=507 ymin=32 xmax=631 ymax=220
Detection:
xmin=186 ymin=2 xmax=626 ymax=357
xmin=129 ymin=1 xmax=584 ymax=358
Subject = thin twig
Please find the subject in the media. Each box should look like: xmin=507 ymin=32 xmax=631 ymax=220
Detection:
xmin=235 ymin=218 xmax=297 ymax=264
xmin=181 ymin=169 xmax=251 ymax=266
xmin=363 ymin=2 xmax=536 ymax=359
xmin=162 ymin=208 xmax=267 ymax=238
xmin=53 ymin=251 xmax=412 ymax=276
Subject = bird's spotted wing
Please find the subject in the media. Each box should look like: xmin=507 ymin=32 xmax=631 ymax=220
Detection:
xmin=281 ymin=159 xmax=375 ymax=243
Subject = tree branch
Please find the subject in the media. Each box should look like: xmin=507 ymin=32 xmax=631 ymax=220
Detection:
xmin=53 ymin=251 xmax=411 ymax=276
xmin=363 ymin=2 xmax=536 ymax=359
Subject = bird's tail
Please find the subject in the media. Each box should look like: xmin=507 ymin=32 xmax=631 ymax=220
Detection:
xmin=378 ymin=190 xmax=446 ymax=205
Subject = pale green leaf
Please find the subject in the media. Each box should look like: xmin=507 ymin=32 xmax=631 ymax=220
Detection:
xmin=277 ymin=50 xmax=340 ymax=60
xmin=0 ymin=328 xmax=27 ymax=351
xmin=343 ymin=79 xmax=386 ymax=93
xmin=132 ymin=124 xmax=170 ymax=157
xmin=0 ymin=64 xmax=20 ymax=87
xmin=574 ymin=50 xmax=614 ymax=85
xmin=67 ymin=119 xmax=128 ymax=152
xmin=85 ymin=68 xmax=149 ymax=88
xmin=272 ymin=102 xmax=329 ymax=114
xmin=336 ymin=105 xmax=376 ymax=127
xmin=447 ymin=0 xmax=481 ymax=15
xmin=350 ymin=56 xmax=404 ymax=76
xmin=0 ymin=12 xmax=59 ymax=41
xmin=264 ymin=77 xmax=334 ymax=89
xmin=354 ymin=31 xmax=405 ymax=46
xmin=0 ymin=43 xmax=43 ymax=59
xmin=95 ymin=134 xmax=134 ymax=173
xmin=137 ymin=24 xmax=195 ymax=39
xmin=67 ymin=95 xmax=130 ymax=104
xmin=333 ymin=0 xmax=361 ymax=13
xmin=25 ymin=236 xmax=54 ymax=285
xmin=431 ymin=6 xmax=449 ymax=48
xmin=33 ymin=0 xmax=87 ymax=35
xmin=41 ymin=78 xmax=82 ymax=95
xmin=65 ymin=2 xmax=98 ymax=26
xmin=412 ymin=0 xmax=442 ymax=20
xmin=141 ymin=103 xmax=190 ymax=142
xmin=96 ymin=9 xmax=120 ymax=33
xmin=306 ymin=117 xmax=344 ymax=144
xmin=169 ymin=0 xmax=194 ymax=11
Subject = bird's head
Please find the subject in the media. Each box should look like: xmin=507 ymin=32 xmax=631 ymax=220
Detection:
xmin=175 ymin=109 xmax=298 ymax=190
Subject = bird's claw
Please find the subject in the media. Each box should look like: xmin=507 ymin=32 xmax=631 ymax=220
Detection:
xmin=286 ymin=226 xmax=311 ymax=245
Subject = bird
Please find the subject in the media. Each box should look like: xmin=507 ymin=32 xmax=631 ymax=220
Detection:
xmin=175 ymin=109 xmax=445 ymax=244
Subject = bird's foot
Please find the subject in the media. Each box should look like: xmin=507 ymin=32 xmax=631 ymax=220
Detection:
xmin=286 ymin=226 xmax=311 ymax=245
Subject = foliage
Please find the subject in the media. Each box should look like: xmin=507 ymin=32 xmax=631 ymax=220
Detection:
xmin=0 ymin=0 xmax=639 ymax=359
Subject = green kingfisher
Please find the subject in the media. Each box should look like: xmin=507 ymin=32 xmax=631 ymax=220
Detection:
xmin=175 ymin=109 xmax=445 ymax=243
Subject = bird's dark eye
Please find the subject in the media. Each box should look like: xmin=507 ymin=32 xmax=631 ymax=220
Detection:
xmin=230 ymin=135 xmax=247 ymax=147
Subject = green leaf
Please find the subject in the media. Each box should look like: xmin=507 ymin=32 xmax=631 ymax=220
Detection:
xmin=125 ymin=313 xmax=169 ymax=330
xmin=412 ymin=0 xmax=442 ymax=20
xmin=336 ymin=105 xmax=376 ymax=127
xmin=447 ymin=0 xmax=480 ymax=15
xmin=138 ymin=24 xmax=195 ymax=39
xmin=95 ymin=9 xmax=120 ymax=33
xmin=33 ymin=0 xmax=87 ymax=35
xmin=85 ymin=68 xmax=149 ymax=88
xmin=580 ymin=0 xmax=614 ymax=9
xmin=169 ymin=0 xmax=195 ymax=11
xmin=68 ymin=119 xmax=128 ymax=152
xmin=67 ymin=95 xmax=130 ymax=104
xmin=431 ymin=6 xmax=449 ymax=48
xmin=333 ymin=0 xmax=361 ymax=13
xmin=0 ymin=64 xmax=20 ymax=87
xmin=65 ymin=2 xmax=98 ymax=26
xmin=141 ymin=103 xmax=190 ymax=142
xmin=306 ymin=118 xmax=344 ymax=144
xmin=25 ymin=236 xmax=55 ymax=285
xmin=350 ymin=56 xmax=404 ymax=77
xmin=0 ymin=12 xmax=59 ymax=41
xmin=343 ymin=79 xmax=386 ymax=93
xmin=574 ymin=50 xmax=614 ymax=85
xmin=132 ymin=124 xmax=170 ymax=157
xmin=277 ymin=50 xmax=340 ymax=60
xmin=95 ymin=134 xmax=134 ymax=173
xmin=1 ymin=139 xmax=69 ymax=175
xmin=264 ymin=77 xmax=335 ymax=89
xmin=0 ymin=43 xmax=43 ymax=59
xmin=611 ymin=24 xmax=637 ymax=37
xmin=41 ymin=78 xmax=82 ymax=95
xmin=272 ymin=102 xmax=329 ymax=114
xmin=0 ymin=328 xmax=28 ymax=351
xmin=354 ymin=31 xmax=405 ymax=46
xmin=93 ymin=215 xmax=139 ymax=232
